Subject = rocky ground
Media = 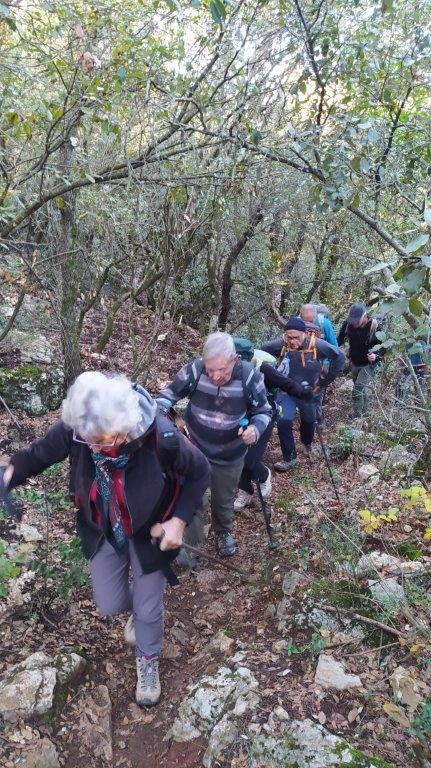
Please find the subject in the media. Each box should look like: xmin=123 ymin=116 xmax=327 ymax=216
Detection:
xmin=0 ymin=312 xmax=430 ymax=768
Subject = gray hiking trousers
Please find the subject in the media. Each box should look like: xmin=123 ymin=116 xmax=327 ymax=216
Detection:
xmin=180 ymin=458 xmax=244 ymax=561
xmin=351 ymin=363 xmax=377 ymax=417
xmin=89 ymin=539 xmax=166 ymax=658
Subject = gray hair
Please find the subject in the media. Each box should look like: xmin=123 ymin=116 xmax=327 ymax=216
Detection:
xmin=203 ymin=331 xmax=236 ymax=361
xmin=299 ymin=303 xmax=317 ymax=321
xmin=315 ymin=303 xmax=329 ymax=316
xmin=61 ymin=371 xmax=142 ymax=439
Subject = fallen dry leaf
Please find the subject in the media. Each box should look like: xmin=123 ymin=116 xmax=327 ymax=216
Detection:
xmin=382 ymin=701 xmax=410 ymax=727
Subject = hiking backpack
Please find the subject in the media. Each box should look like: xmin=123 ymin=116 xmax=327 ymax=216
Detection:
xmin=132 ymin=384 xmax=183 ymax=523
xmin=233 ymin=336 xmax=255 ymax=362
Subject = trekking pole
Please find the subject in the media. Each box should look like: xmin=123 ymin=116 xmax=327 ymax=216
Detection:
xmin=301 ymin=382 xmax=340 ymax=503
xmin=150 ymin=523 xmax=253 ymax=580
xmin=238 ymin=418 xmax=277 ymax=551
xmin=314 ymin=422 xmax=341 ymax=503
xmin=254 ymin=479 xmax=277 ymax=551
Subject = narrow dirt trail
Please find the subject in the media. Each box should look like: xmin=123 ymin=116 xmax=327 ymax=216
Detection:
xmin=56 ymin=387 xmax=415 ymax=768
xmin=1 ymin=317 xmax=427 ymax=768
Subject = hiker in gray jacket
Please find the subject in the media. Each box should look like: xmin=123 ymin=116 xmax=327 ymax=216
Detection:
xmin=158 ymin=332 xmax=272 ymax=557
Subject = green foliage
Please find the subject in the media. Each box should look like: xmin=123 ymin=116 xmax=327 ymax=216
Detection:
xmin=283 ymin=631 xmax=328 ymax=660
xmin=408 ymin=699 xmax=431 ymax=744
xmin=1 ymin=0 xmax=431 ymax=374
xmin=0 ymin=538 xmax=22 ymax=598
xmin=310 ymin=577 xmax=375 ymax=617
xmin=42 ymin=463 xmax=65 ymax=478
xmin=338 ymin=747 xmax=396 ymax=768
xmin=332 ymin=426 xmax=355 ymax=458
xmin=315 ymin=520 xmax=360 ymax=564
xmin=397 ymin=541 xmax=424 ymax=561
xmin=14 ymin=487 xmax=46 ymax=513
xmin=15 ymin=487 xmax=69 ymax=512
xmin=31 ymin=536 xmax=88 ymax=600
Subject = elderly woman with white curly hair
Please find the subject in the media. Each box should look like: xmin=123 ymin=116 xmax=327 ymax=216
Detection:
xmin=2 ymin=372 xmax=210 ymax=707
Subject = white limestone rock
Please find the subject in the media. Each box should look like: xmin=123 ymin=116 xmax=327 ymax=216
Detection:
xmin=314 ymin=654 xmax=362 ymax=691
xmin=170 ymin=665 xmax=259 ymax=743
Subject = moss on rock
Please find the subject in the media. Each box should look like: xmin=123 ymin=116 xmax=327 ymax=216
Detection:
xmin=0 ymin=364 xmax=64 ymax=416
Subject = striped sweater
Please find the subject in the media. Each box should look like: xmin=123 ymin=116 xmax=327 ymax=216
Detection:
xmin=159 ymin=359 xmax=272 ymax=464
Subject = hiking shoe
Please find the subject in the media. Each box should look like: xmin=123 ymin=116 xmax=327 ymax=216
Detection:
xmin=124 ymin=614 xmax=136 ymax=647
xmin=259 ymin=468 xmax=272 ymax=498
xmin=136 ymin=656 xmax=161 ymax=706
xmin=303 ymin=444 xmax=312 ymax=457
xmin=274 ymin=459 xmax=298 ymax=472
xmin=175 ymin=547 xmax=197 ymax=569
xmin=234 ymin=489 xmax=252 ymax=511
xmin=216 ymin=532 xmax=236 ymax=557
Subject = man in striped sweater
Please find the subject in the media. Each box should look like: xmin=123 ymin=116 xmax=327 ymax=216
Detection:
xmin=158 ymin=332 xmax=272 ymax=557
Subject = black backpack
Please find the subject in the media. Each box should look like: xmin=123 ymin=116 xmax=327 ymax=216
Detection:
xmin=132 ymin=384 xmax=182 ymax=522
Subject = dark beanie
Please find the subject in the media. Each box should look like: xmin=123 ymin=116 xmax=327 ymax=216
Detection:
xmin=283 ymin=317 xmax=307 ymax=332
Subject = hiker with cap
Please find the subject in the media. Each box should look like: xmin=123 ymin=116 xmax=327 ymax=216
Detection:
xmin=262 ymin=317 xmax=345 ymax=471
xmin=1 ymin=372 xmax=210 ymax=707
xmin=234 ymin=354 xmax=314 ymax=510
xmin=337 ymin=303 xmax=382 ymax=418
xmin=157 ymin=331 xmax=272 ymax=557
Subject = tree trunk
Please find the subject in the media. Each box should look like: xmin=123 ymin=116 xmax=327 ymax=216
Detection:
xmin=218 ymin=209 xmax=263 ymax=329
xmin=59 ymin=120 xmax=81 ymax=386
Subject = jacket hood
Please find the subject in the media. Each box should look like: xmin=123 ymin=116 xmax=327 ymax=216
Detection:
xmin=126 ymin=384 xmax=158 ymax=448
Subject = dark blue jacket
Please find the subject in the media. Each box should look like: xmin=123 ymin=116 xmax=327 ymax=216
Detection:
xmin=261 ymin=337 xmax=345 ymax=388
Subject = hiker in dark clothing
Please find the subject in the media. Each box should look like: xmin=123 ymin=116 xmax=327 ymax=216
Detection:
xmin=234 ymin=360 xmax=313 ymax=510
xmin=299 ymin=304 xmax=338 ymax=426
xmin=1 ymin=372 xmax=210 ymax=707
xmin=158 ymin=332 xmax=272 ymax=557
xmin=262 ymin=317 xmax=345 ymax=471
xmin=337 ymin=303 xmax=382 ymax=418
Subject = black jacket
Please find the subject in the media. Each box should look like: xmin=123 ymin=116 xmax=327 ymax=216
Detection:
xmin=337 ymin=319 xmax=381 ymax=366
xmin=9 ymin=413 xmax=210 ymax=575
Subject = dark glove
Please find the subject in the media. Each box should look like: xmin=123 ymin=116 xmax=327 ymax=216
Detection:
xmin=301 ymin=384 xmax=314 ymax=401
xmin=299 ymin=381 xmax=314 ymax=400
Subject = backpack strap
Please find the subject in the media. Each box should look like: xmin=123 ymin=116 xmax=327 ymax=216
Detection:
xmin=300 ymin=334 xmax=318 ymax=366
xmin=277 ymin=344 xmax=287 ymax=368
xmin=153 ymin=412 xmax=182 ymax=524
xmin=240 ymin=360 xmax=260 ymax=417
xmin=188 ymin=357 xmax=258 ymax=416
xmin=188 ymin=357 xmax=205 ymax=398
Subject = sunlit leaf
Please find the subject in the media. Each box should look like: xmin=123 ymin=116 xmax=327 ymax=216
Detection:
xmin=405 ymin=233 xmax=429 ymax=254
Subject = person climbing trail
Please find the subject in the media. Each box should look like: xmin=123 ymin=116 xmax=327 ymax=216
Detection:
xmin=1 ymin=372 xmax=210 ymax=708
xmin=299 ymin=304 xmax=338 ymax=425
xmin=337 ymin=303 xmax=383 ymax=419
xmin=262 ymin=317 xmax=345 ymax=471
xmin=234 ymin=349 xmax=313 ymax=510
xmin=157 ymin=332 xmax=272 ymax=557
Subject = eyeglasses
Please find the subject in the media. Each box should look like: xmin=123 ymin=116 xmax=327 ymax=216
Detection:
xmin=284 ymin=333 xmax=303 ymax=342
xmin=72 ymin=431 xmax=121 ymax=449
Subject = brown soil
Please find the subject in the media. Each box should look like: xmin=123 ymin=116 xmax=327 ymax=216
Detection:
xmin=0 ymin=311 xmax=429 ymax=768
